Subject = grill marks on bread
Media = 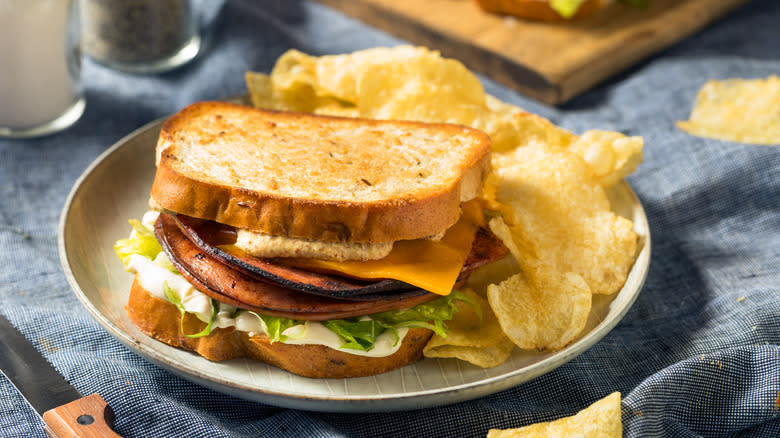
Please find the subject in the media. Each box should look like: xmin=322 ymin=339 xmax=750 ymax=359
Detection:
xmin=174 ymin=110 xmax=476 ymax=199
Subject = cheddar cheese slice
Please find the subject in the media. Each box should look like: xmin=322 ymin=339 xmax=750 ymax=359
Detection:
xmin=288 ymin=201 xmax=483 ymax=295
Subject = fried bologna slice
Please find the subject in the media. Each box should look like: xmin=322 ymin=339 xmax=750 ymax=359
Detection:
xmin=151 ymin=101 xmax=491 ymax=243
xmin=155 ymin=212 xmax=438 ymax=319
xmin=172 ymin=213 xmax=417 ymax=297
xmin=172 ymin=213 xmax=509 ymax=298
xmin=126 ymin=278 xmax=434 ymax=378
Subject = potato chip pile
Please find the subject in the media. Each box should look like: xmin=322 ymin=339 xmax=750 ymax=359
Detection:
xmin=677 ymin=75 xmax=780 ymax=145
xmin=246 ymin=46 xmax=643 ymax=368
xmin=487 ymin=392 xmax=623 ymax=437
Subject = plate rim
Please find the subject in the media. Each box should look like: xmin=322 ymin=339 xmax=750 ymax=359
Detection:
xmin=58 ymin=115 xmax=651 ymax=412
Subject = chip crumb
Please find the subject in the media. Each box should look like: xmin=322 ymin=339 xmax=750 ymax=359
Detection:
xmin=38 ymin=338 xmax=58 ymax=354
xmin=0 ymin=224 xmax=29 ymax=239
xmin=737 ymin=296 xmax=746 ymax=302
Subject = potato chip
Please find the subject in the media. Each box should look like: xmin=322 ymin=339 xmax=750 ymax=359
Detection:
xmin=245 ymin=71 xmax=274 ymax=108
xmin=482 ymin=104 xmax=555 ymax=153
xmin=357 ymin=55 xmax=486 ymax=124
xmin=677 ymin=75 xmax=780 ymax=145
xmin=314 ymin=46 xmax=427 ymax=103
xmin=487 ymin=392 xmax=622 ymax=437
xmin=264 ymin=50 xmax=322 ymax=112
xmin=269 ymin=49 xmax=317 ymax=89
xmin=491 ymin=144 xmax=637 ymax=295
xmin=246 ymin=70 xmax=317 ymax=113
xmin=482 ymin=108 xmax=642 ymax=188
xmin=480 ymin=105 xmax=642 ymax=189
xmin=487 ymin=218 xmax=591 ymax=351
xmin=569 ymin=130 xmax=644 ymax=187
xmin=423 ymin=289 xmax=515 ymax=368
xmin=246 ymin=70 xmax=356 ymax=115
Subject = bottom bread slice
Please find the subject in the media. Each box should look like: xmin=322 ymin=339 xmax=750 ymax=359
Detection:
xmin=126 ymin=277 xmax=434 ymax=378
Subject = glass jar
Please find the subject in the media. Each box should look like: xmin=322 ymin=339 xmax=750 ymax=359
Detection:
xmin=80 ymin=0 xmax=201 ymax=74
xmin=0 ymin=0 xmax=85 ymax=138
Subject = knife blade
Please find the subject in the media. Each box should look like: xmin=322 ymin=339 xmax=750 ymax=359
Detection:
xmin=0 ymin=313 xmax=121 ymax=437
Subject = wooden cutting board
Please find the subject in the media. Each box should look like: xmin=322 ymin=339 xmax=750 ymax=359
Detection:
xmin=316 ymin=0 xmax=752 ymax=104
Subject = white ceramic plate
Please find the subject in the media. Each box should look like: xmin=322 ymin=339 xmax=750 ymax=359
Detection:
xmin=58 ymin=117 xmax=651 ymax=412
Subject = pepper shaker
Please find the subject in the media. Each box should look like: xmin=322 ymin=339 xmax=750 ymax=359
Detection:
xmin=80 ymin=0 xmax=201 ymax=74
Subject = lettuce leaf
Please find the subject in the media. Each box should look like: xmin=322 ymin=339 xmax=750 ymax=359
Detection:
xmin=248 ymin=312 xmax=301 ymax=343
xmin=323 ymin=290 xmax=478 ymax=351
xmin=550 ymin=0 xmax=588 ymax=18
xmin=370 ymin=289 xmax=478 ymax=338
xmin=323 ymin=319 xmax=398 ymax=351
xmin=114 ymin=219 xmax=162 ymax=267
xmin=250 ymin=291 xmax=477 ymax=352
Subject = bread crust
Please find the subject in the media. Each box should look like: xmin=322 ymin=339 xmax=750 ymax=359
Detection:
xmin=474 ymin=0 xmax=606 ymax=21
xmin=151 ymin=102 xmax=491 ymax=243
xmin=126 ymin=278 xmax=435 ymax=378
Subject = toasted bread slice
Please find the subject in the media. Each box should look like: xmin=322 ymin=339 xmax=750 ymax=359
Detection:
xmin=474 ymin=0 xmax=606 ymax=21
xmin=126 ymin=278 xmax=434 ymax=378
xmin=151 ymin=102 xmax=491 ymax=243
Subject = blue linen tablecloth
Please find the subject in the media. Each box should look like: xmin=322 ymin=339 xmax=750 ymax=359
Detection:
xmin=1 ymin=0 xmax=778 ymax=436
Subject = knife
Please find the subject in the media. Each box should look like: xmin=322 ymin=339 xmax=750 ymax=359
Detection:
xmin=0 ymin=313 xmax=120 ymax=437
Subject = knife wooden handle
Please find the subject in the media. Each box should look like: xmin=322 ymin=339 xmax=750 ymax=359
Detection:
xmin=42 ymin=393 xmax=121 ymax=438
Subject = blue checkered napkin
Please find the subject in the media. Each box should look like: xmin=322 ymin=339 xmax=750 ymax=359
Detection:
xmin=0 ymin=0 xmax=779 ymax=436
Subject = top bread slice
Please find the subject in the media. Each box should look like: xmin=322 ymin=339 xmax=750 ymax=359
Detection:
xmin=151 ymin=101 xmax=491 ymax=243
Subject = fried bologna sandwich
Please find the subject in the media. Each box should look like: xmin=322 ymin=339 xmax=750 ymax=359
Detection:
xmin=474 ymin=0 xmax=607 ymax=21
xmin=115 ymin=101 xmax=508 ymax=378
